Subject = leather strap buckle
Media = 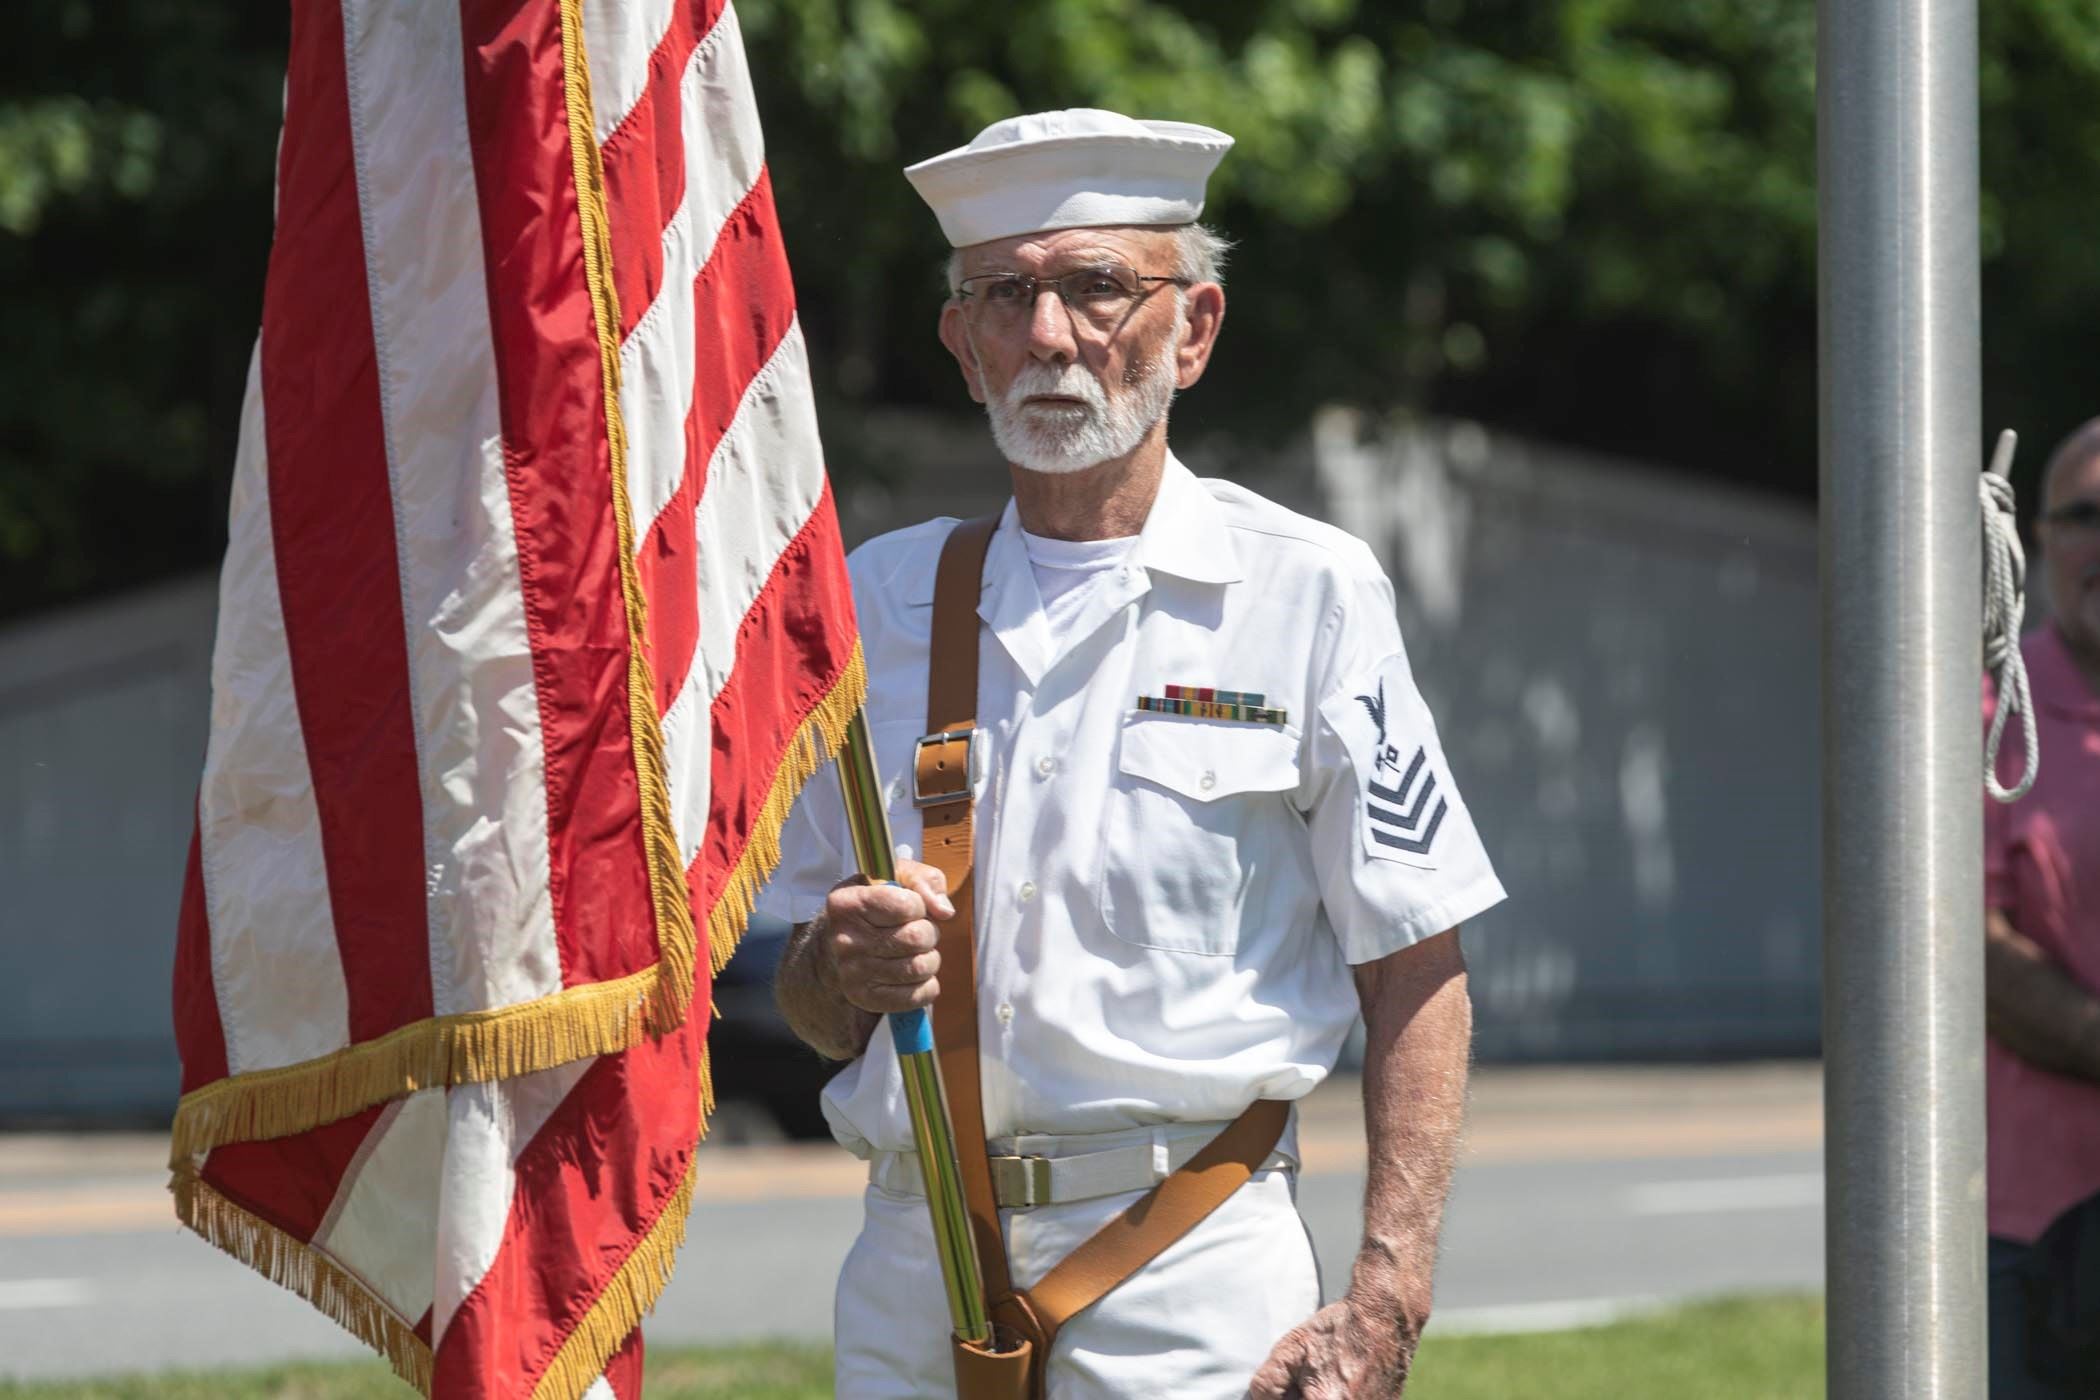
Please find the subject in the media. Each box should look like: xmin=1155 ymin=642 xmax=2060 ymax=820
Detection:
xmin=987 ymin=1154 xmax=1054 ymax=1208
xmin=913 ymin=728 xmax=977 ymax=808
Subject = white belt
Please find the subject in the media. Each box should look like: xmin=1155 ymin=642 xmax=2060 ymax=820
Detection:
xmin=868 ymin=1119 xmax=1297 ymax=1209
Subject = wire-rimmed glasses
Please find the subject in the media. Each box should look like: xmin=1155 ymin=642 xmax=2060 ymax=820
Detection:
xmin=955 ymin=263 xmax=1189 ymax=330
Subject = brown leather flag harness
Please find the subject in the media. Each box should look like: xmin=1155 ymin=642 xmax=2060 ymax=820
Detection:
xmin=912 ymin=515 xmax=1290 ymax=1398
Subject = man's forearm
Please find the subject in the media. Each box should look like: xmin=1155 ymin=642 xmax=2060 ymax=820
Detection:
xmin=1350 ymin=931 xmax=1472 ymax=1338
xmin=1986 ymin=910 xmax=2100 ymax=1082
xmin=776 ymin=915 xmax=880 ymax=1062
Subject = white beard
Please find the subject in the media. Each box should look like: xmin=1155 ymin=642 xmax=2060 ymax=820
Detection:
xmin=980 ymin=336 xmax=1180 ymax=477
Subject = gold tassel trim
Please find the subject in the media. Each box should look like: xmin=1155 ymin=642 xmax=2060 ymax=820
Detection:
xmin=167 ymin=642 xmax=868 ymax=1170
xmin=173 ymin=1167 xmax=434 ymax=1394
xmin=559 ymin=0 xmax=699 ymax=1042
xmin=531 ymin=1054 xmax=708 ymax=1400
xmin=704 ymin=645 xmax=868 ymax=977
xmin=170 ymin=965 xmax=656 ymax=1166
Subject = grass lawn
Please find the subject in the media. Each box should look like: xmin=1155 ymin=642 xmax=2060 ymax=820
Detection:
xmin=0 ymin=1295 xmax=1822 ymax=1398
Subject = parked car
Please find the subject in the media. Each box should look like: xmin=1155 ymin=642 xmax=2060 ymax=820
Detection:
xmin=708 ymin=913 xmax=841 ymax=1140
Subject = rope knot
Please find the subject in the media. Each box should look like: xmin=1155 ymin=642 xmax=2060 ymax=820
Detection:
xmin=1981 ymin=431 xmax=2037 ymax=803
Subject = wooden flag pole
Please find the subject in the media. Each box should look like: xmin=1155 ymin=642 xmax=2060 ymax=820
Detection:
xmin=834 ymin=707 xmax=993 ymax=1347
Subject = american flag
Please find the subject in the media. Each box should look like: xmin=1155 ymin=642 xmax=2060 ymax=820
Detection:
xmin=167 ymin=2 xmax=861 ymax=1393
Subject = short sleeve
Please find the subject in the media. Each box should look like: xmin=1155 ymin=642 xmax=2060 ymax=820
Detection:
xmin=754 ymin=754 xmax=854 ymax=926
xmin=1303 ymin=572 xmax=1506 ymax=964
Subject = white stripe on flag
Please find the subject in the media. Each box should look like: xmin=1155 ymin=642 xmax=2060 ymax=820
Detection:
xmin=581 ymin=0 xmax=680 ymax=143
xmin=430 ymin=1061 xmax=595 ymax=1345
xmin=309 ymin=1090 xmax=447 ymax=1327
xmin=662 ymin=320 xmax=829 ymax=865
xmin=341 ymin=0 xmax=557 ymax=1017
xmin=201 ymin=343 xmax=350 ymax=1074
xmin=620 ymin=2 xmax=765 ymax=542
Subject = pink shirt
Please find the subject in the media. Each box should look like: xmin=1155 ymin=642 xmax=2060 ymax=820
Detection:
xmin=1985 ymin=625 xmax=2100 ymax=1243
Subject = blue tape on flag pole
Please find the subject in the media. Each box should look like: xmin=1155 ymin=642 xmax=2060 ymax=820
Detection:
xmin=889 ymin=1007 xmax=935 ymax=1056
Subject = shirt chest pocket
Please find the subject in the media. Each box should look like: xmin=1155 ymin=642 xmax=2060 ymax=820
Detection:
xmin=1097 ymin=714 xmax=1305 ymax=956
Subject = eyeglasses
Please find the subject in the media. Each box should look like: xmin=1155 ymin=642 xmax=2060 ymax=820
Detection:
xmin=955 ymin=263 xmax=1189 ymax=329
xmin=2041 ymin=500 xmax=2100 ymax=532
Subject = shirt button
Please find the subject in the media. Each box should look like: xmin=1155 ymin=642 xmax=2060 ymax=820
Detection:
xmin=1199 ymin=769 xmax=1217 ymax=792
xmin=1034 ymin=755 xmax=1057 ymax=779
xmin=1018 ymin=880 xmax=1038 ymax=904
xmin=997 ymin=1003 xmax=1015 ymax=1025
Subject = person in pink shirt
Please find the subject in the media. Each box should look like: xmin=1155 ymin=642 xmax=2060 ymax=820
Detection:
xmin=1985 ymin=417 xmax=2100 ymax=1398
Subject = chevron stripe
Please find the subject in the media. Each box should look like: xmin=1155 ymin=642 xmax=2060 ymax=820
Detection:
xmin=1367 ymin=746 xmax=1428 ymax=812
xmin=1372 ymin=795 xmax=1449 ymax=854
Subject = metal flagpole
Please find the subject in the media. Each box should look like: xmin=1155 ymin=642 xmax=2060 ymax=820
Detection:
xmin=1818 ymin=0 xmax=1988 ymax=1394
xmin=834 ymin=708 xmax=994 ymax=1348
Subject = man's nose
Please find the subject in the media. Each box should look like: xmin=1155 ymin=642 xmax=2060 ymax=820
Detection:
xmin=1024 ymin=287 xmax=1077 ymax=362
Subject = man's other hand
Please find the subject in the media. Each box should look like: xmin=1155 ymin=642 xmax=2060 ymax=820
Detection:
xmin=1245 ymin=1291 xmax=1418 ymax=1400
xmin=820 ymin=860 xmax=956 ymax=1015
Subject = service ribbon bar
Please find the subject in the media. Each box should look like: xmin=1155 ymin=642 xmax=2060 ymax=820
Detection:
xmin=1138 ymin=690 xmax=1288 ymax=726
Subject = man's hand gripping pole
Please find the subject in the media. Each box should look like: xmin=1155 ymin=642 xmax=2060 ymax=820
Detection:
xmin=834 ymin=708 xmax=993 ymax=1347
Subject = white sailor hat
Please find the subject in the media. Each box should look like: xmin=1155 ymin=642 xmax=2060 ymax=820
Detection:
xmin=904 ymin=108 xmax=1233 ymax=249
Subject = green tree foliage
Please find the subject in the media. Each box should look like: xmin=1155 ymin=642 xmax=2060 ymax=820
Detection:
xmin=3 ymin=1 xmax=281 ymax=617
xmin=4 ymin=0 xmax=2096 ymax=619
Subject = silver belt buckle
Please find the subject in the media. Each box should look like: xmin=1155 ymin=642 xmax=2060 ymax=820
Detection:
xmin=988 ymin=1153 xmax=1053 ymax=1208
xmin=912 ymin=728 xmax=976 ymax=808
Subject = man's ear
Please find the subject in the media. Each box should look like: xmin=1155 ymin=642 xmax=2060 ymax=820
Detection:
xmin=1173 ymin=282 xmax=1225 ymax=390
xmin=939 ymin=302 xmax=986 ymax=405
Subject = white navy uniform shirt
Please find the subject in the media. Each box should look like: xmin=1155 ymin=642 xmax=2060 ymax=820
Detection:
xmin=756 ymin=454 xmax=1507 ymax=1159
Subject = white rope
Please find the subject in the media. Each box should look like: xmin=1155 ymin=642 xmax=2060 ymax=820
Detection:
xmin=1982 ymin=430 xmax=2038 ymax=802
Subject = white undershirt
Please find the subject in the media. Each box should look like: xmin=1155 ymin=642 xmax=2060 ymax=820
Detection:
xmin=1019 ymin=529 xmax=1138 ymax=655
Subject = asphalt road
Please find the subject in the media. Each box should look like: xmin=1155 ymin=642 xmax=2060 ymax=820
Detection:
xmin=0 ymin=1063 xmax=1822 ymax=1382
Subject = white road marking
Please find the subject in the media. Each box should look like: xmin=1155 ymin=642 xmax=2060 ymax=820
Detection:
xmin=0 ymin=1277 xmax=94 ymax=1311
xmin=1625 ymin=1171 xmax=1825 ymax=1216
xmin=1433 ymin=1295 xmax=1665 ymax=1337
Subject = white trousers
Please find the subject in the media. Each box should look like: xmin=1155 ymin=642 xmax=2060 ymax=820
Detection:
xmin=833 ymin=1169 xmax=1322 ymax=1399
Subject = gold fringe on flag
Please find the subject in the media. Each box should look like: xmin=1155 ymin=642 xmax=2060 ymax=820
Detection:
xmin=529 ymin=1046 xmax=713 ymax=1400
xmin=558 ymin=0 xmax=699 ymax=1045
xmin=170 ymin=966 xmax=651 ymax=1166
xmin=705 ymin=646 xmax=868 ymax=976
xmin=166 ymin=644 xmax=866 ymax=1171
xmin=173 ymin=1167 xmax=435 ymax=1393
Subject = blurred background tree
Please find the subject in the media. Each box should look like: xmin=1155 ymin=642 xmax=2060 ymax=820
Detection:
xmin=4 ymin=0 xmax=2096 ymax=620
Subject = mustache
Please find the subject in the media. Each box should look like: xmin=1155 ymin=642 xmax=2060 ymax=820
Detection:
xmin=1003 ymin=361 xmax=1105 ymax=406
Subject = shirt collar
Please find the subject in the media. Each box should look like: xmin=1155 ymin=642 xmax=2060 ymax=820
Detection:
xmin=1128 ymin=452 xmax=1243 ymax=586
xmin=970 ymin=453 xmax=1239 ymax=685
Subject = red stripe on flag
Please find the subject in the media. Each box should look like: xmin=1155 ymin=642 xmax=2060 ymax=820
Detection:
xmin=638 ymin=172 xmax=797 ymax=715
xmin=263 ymin=0 xmax=432 ymax=1041
xmin=682 ymin=172 xmax=796 ymax=489
xmin=172 ymin=818 xmax=229 ymax=1093
xmin=198 ymin=1103 xmax=390 ymax=1244
xmin=430 ymin=1019 xmax=704 ymax=1396
xmin=600 ymin=0 xmax=730 ymax=340
xmin=637 ymin=469 xmax=699 ymax=719
xmin=603 ymin=1327 xmax=645 ymax=1400
xmin=459 ymin=0 xmax=657 ymax=990
xmin=695 ymin=485 xmax=858 ymax=911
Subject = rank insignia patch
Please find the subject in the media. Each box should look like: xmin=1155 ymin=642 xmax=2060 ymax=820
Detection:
xmin=1355 ymin=677 xmax=1447 ymax=862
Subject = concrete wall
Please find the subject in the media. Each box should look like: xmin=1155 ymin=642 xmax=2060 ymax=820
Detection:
xmin=1 ymin=577 xmax=216 ymax=1118
xmin=841 ymin=410 xmax=1822 ymax=1061
xmin=0 ymin=415 xmax=1819 ymax=1117
xmin=1306 ymin=414 xmax=1819 ymax=1059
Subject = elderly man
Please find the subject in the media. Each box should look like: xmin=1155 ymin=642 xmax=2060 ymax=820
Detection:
xmin=1984 ymin=419 xmax=2100 ymax=1398
xmin=760 ymin=109 xmax=1505 ymax=1398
